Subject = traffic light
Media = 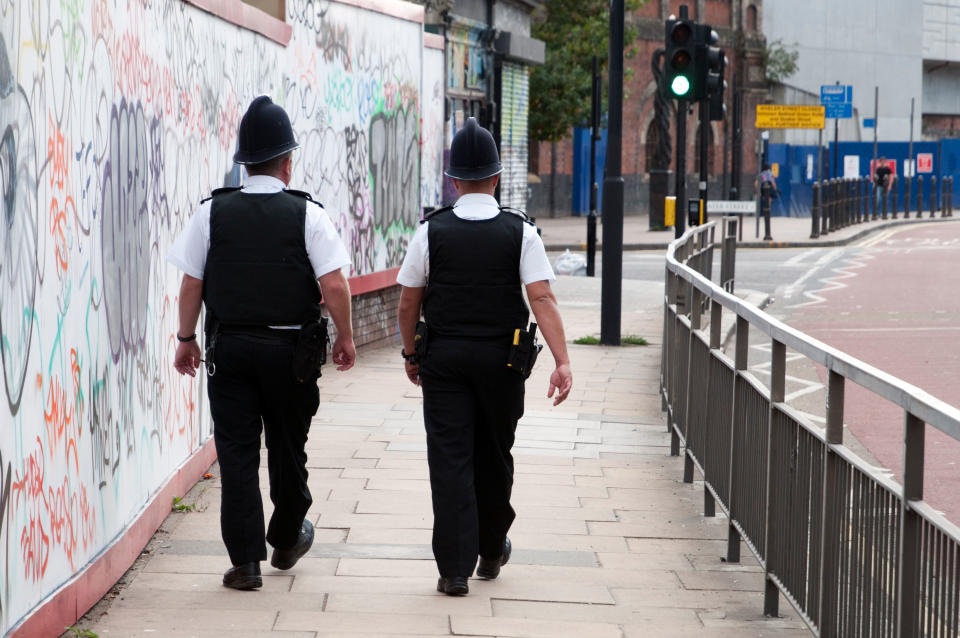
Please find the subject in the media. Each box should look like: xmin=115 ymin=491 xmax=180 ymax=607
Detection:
xmin=664 ymin=16 xmax=695 ymax=99
xmin=708 ymin=47 xmax=726 ymax=121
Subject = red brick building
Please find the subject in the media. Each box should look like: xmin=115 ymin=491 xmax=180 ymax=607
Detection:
xmin=530 ymin=0 xmax=769 ymax=218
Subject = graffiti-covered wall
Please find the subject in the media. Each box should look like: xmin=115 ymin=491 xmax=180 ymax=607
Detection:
xmin=0 ymin=0 xmax=428 ymax=632
xmin=421 ymin=41 xmax=444 ymax=209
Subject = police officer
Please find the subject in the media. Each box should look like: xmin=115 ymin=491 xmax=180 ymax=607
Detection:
xmin=168 ymin=96 xmax=356 ymax=590
xmin=396 ymin=117 xmax=573 ymax=596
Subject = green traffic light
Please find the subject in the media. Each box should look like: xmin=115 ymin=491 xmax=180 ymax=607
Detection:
xmin=671 ymin=75 xmax=691 ymax=97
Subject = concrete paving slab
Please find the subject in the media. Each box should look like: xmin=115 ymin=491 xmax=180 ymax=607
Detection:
xmin=75 ymin=275 xmax=811 ymax=638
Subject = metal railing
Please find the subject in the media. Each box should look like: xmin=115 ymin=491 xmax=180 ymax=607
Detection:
xmin=660 ymin=219 xmax=960 ymax=637
xmin=810 ymin=176 xmax=954 ymax=238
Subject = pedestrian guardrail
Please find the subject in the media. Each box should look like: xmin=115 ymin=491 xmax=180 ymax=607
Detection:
xmin=810 ymin=176 xmax=953 ymax=238
xmin=660 ymin=219 xmax=960 ymax=637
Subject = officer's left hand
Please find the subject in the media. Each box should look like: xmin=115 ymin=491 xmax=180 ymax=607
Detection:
xmin=332 ymin=335 xmax=356 ymax=371
xmin=174 ymin=341 xmax=202 ymax=377
xmin=404 ymin=360 xmax=421 ymax=386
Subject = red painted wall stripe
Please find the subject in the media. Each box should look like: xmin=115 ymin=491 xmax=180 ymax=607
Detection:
xmin=9 ymin=439 xmax=218 ymax=638
xmin=348 ymin=267 xmax=400 ymax=296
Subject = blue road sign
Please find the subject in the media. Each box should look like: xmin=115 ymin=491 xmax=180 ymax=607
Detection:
xmin=820 ymin=85 xmax=853 ymax=104
xmin=863 ymin=118 xmax=875 ymax=128
xmin=825 ymin=103 xmax=853 ymax=119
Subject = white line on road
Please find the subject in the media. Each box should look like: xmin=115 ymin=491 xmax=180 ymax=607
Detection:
xmin=783 ymin=248 xmax=819 ymax=267
xmin=782 ymin=248 xmax=843 ymax=299
xmin=804 ymin=326 xmax=960 ymax=333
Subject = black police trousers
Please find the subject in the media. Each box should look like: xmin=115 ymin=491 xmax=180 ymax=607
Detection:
xmin=420 ymin=336 xmax=525 ymax=578
xmin=206 ymin=331 xmax=319 ymax=566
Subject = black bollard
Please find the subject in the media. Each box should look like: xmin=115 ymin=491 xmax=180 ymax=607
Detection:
xmin=917 ymin=175 xmax=924 ymax=218
xmin=931 ymin=175 xmax=937 ymax=217
xmin=891 ymin=177 xmax=898 ymax=219
xmin=762 ymin=183 xmax=773 ymax=240
xmin=904 ymin=174 xmax=911 ymax=219
xmin=863 ymin=176 xmax=871 ymax=223
xmin=821 ymin=180 xmax=830 ymax=235
xmin=811 ymin=181 xmax=820 ymax=238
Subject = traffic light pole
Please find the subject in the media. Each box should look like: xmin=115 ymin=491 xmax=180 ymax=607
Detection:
xmin=600 ymin=0 xmax=624 ymax=346
xmin=674 ymin=100 xmax=687 ymax=239
xmin=698 ymin=98 xmax=709 ymax=225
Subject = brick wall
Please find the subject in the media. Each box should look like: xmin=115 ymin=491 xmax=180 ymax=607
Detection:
xmin=326 ymin=285 xmax=402 ymax=350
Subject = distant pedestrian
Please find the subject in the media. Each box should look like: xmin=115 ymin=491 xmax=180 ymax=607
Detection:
xmin=874 ymin=157 xmax=894 ymax=212
xmin=755 ymin=163 xmax=779 ymax=199
xmin=755 ymin=163 xmax=778 ymax=240
xmin=396 ymin=117 xmax=573 ymax=596
xmin=168 ymin=96 xmax=356 ymax=591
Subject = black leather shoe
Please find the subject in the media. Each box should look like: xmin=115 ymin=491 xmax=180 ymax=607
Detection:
xmin=223 ymin=562 xmax=262 ymax=590
xmin=437 ymin=576 xmax=469 ymax=595
xmin=271 ymin=519 xmax=314 ymax=570
xmin=476 ymin=536 xmax=511 ymax=580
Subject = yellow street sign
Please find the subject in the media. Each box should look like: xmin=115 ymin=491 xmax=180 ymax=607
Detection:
xmin=755 ymin=105 xmax=825 ymax=129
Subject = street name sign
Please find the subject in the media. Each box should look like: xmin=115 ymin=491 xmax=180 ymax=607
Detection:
xmin=820 ymin=84 xmax=853 ymax=104
xmin=756 ymin=105 xmax=825 ymax=129
xmin=708 ymin=200 xmax=757 ymax=215
xmin=825 ymin=103 xmax=853 ymax=119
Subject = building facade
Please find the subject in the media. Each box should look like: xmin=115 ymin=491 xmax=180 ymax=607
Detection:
xmin=419 ymin=0 xmax=545 ymax=209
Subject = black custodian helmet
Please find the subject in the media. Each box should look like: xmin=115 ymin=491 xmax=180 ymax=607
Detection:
xmin=444 ymin=117 xmax=502 ymax=181
xmin=233 ymin=96 xmax=300 ymax=165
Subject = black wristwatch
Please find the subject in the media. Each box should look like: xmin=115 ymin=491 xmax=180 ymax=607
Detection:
xmin=177 ymin=333 xmax=197 ymax=343
xmin=401 ymin=348 xmax=419 ymax=365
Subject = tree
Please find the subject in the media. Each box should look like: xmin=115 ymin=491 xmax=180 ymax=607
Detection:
xmin=763 ymin=39 xmax=799 ymax=86
xmin=530 ymin=0 xmax=643 ymax=143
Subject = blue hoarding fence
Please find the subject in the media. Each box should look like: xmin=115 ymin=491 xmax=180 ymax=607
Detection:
xmin=572 ymin=126 xmax=607 ymax=215
xmin=764 ymin=139 xmax=960 ymax=217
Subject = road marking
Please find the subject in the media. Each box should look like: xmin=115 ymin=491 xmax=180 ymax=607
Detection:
xmin=787 ymin=253 xmax=873 ymax=308
xmin=855 ymin=228 xmax=900 ymax=249
xmin=783 ymin=248 xmax=819 ymax=267
xmin=804 ymin=326 xmax=960 ymax=333
xmin=781 ymin=248 xmax=843 ymax=299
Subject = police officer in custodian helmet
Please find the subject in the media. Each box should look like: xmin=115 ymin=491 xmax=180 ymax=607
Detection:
xmin=396 ymin=117 xmax=573 ymax=596
xmin=168 ymin=96 xmax=356 ymax=590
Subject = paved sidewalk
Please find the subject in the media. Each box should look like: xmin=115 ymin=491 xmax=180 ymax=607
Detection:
xmin=536 ymin=212 xmax=954 ymax=250
xmin=76 ymin=277 xmax=812 ymax=638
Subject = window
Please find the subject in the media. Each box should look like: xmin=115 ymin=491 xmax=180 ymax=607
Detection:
xmin=746 ymin=5 xmax=758 ymax=32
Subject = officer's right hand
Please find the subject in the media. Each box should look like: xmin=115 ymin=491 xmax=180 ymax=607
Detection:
xmin=332 ymin=335 xmax=356 ymax=371
xmin=404 ymin=360 xmax=421 ymax=386
xmin=547 ymin=363 xmax=573 ymax=406
xmin=174 ymin=341 xmax=202 ymax=377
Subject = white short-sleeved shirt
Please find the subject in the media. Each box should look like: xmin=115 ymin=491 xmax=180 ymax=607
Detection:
xmin=396 ymin=193 xmax=555 ymax=288
xmin=166 ymin=174 xmax=351 ymax=280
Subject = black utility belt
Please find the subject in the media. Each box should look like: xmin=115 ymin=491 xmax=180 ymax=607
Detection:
xmin=207 ymin=319 xmax=329 ymax=383
xmin=219 ymin=325 xmax=300 ymax=341
xmin=421 ymin=322 xmax=543 ymax=380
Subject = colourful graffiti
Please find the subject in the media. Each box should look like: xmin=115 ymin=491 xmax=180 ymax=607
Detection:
xmin=0 ymin=0 xmax=438 ymax=632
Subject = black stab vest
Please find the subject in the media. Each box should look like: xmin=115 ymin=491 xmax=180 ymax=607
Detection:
xmin=203 ymin=189 xmax=322 ymax=325
xmin=423 ymin=209 xmax=529 ymax=338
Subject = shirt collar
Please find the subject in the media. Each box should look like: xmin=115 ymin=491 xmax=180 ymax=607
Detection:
xmin=242 ymin=174 xmax=287 ymax=192
xmin=452 ymin=193 xmax=500 ymax=220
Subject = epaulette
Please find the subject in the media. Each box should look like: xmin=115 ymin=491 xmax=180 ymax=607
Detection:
xmin=200 ymin=186 xmax=241 ymax=204
xmin=421 ymin=205 xmax=454 ymax=224
xmin=284 ymin=188 xmax=316 ymax=203
xmin=500 ymin=206 xmax=537 ymax=227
